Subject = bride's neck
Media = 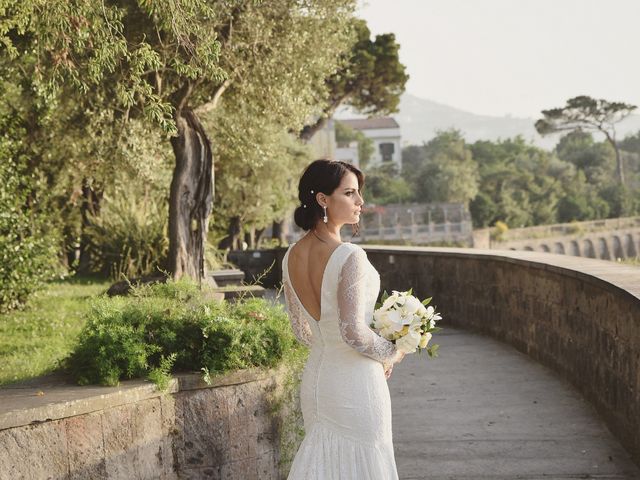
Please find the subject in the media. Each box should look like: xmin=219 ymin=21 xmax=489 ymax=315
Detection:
xmin=312 ymin=222 xmax=341 ymax=243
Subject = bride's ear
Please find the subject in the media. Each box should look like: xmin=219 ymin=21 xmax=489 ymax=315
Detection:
xmin=316 ymin=192 xmax=327 ymax=208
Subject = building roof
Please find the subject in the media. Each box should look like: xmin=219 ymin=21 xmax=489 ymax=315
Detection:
xmin=339 ymin=117 xmax=399 ymax=130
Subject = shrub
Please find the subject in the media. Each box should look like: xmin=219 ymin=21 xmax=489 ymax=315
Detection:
xmin=85 ymin=193 xmax=169 ymax=279
xmin=0 ymin=146 xmax=60 ymax=312
xmin=65 ymin=280 xmax=301 ymax=386
xmin=490 ymin=220 xmax=509 ymax=242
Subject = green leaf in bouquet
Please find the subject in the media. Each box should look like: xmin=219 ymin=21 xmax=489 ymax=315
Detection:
xmin=422 ymin=297 xmax=432 ymax=305
xmin=406 ymin=287 xmax=413 ymax=296
xmin=380 ymin=290 xmax=390 ymax=302
xmin=427 ymin=344 xmax=440 ymax=358
xmin=430 ymin=326 xmax=444 ymax=333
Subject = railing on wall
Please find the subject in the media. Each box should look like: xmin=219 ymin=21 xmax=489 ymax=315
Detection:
xmin=496 ymin=216 xmax=640 ymax=242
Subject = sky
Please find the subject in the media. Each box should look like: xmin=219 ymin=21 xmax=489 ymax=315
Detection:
xmin=357 ymin=0 xmax=640 ymax=118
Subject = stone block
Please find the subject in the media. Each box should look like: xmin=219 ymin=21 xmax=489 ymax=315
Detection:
xmin=178 ymin=388 xmax=230 ymax=468
xmin=134 ymin=398 xmax=164 ymax=478
xmin=102 ymin=403 xmax=138 ymax=479
xmin=65 ymin=412 xmax=107 ymax=480
xmin=220 ymin=458 xmax=259 ymax=480
xmin=178 ymin=465 xmax=223 ymax=480
xmin=0 ymin=420 xmax=69 ymax=480
xmin=257 ymin=454 xmax=278 ymax=480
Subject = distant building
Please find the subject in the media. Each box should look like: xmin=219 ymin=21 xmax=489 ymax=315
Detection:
xmin=338 ymin=117 xmax=402 ymax=171
xmin=334 ymin=141 xmax=359 ymax=168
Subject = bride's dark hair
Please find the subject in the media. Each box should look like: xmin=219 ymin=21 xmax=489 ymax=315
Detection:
xmin=294 ymin=159 xmax=364 ymax=233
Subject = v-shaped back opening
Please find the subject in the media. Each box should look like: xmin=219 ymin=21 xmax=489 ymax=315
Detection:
xmin=284 ymin=242 xmax=348 ymax=323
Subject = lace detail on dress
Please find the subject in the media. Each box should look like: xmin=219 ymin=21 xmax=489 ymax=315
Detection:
xmin=283 ymin=280 xmax=313 ymax=347
xmin=337 ymin=247 xmax=398 ymax=364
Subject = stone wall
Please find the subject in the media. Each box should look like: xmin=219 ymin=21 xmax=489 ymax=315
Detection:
xmin=0 ymin=367 xmax=301 ymax=480
xmin=361 ymin=246 xmax=640 ymax=466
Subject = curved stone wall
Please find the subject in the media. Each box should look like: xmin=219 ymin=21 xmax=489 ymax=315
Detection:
xmin=0 ymin=367 xmax=299 ymax=480
xmin=361 ymin=246 xmax=640 ymax=466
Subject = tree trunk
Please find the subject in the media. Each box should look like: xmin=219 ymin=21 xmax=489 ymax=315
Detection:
xmin=169 ymin=108 xmax=214 ymax=284
xmin=78 ymin=179 xmax=102 ymax=274
xmin=603 ymin=132 xmax=625 ymax=185
xmin=255 ymin=227 xmax=266 ymax=248
xmin=271 ymin=220 xmax=286 ymax=246
xmin=218 ymin=216 xmax=242 ymax=251
xmin=298 ymin=95 xmax=348 ymax=142
xmin=614 ymin=146 xmax=625 ymax=186
xmin=244 ymin=228 xmax=255 ymax=250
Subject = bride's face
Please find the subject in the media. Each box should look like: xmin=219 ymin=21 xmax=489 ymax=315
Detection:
xmin=321 ymin=171 xmax=364 ymax=226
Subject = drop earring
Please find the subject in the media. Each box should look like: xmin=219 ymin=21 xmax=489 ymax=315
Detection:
xmin=323 ymin=206 xmax=328 ymax=223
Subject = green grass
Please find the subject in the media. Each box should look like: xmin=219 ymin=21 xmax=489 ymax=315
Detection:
xmin=0 ymin=276 xmax=110 ymax=385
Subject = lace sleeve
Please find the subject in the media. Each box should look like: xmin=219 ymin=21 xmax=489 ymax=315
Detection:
xmin=283 ymin=280 xmax=313 ymax=347
xmin=337 ymin=248 xmax=400 ymax=364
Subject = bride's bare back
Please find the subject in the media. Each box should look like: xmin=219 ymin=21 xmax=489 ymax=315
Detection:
xmin=287 ymin=236 xmax=342 ymax=322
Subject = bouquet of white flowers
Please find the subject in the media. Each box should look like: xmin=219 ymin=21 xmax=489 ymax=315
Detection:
xmin=371 ymin=289 xmax=442 ymax=356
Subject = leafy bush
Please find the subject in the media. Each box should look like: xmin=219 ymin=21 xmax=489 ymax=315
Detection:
xmin=0 ymin=143 xmax=60 ymax=312
xmin=490 ymin=220 xmax=509 ymax=242
xmin=65 ymin=280 xmax=301 ymax=386
xmin=85 ymin=192 xmax=169 ymax=279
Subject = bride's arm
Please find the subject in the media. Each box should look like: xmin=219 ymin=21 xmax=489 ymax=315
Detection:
xmin=282 ymin=281 xmax=313 ymax=347
xmin=337 ymin=248 xmax=403 ymax=364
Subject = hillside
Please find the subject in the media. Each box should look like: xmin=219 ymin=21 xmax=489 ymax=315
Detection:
xmin=339 ymin=93 xmax=640 ymax=150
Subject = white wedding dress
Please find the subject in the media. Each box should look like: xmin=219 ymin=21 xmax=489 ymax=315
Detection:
xmin=282 ymin=242 xmax=400 ymax=480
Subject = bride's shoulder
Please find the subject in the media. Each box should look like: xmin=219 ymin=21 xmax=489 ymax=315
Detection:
xmin=336 ymin=242 xmax=368 ymax=264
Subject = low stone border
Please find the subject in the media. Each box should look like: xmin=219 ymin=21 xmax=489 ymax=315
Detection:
xmin=0 ymin=366 xmax=300 ymax=480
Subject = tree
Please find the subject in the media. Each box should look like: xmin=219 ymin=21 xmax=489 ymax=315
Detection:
xmin=554 ymin=130 xmax=615 ymax=185
xmin=535 ymin=96 xmax=636 ymax=185
xmin=3 ymin=0 xmax=356 ymax=282
xmin=335 ymin=120 xmax=374 ymax=169
xmin=405 ymin=130 xmax=479 ymax=205
xmin=469 ymin=137 xmax=573 ymax=228
xmin=299 ymin=19 xmax=408 ymax=141
xmin=362 ymin=163 xmax=412 ymax=205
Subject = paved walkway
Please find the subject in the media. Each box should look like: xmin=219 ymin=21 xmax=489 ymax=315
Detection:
xmin=389 ymin=326 xmax=640 ymax=479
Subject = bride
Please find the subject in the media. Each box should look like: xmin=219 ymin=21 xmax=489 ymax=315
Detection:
xmin=282 ymin=159 xmax=405 ymax=479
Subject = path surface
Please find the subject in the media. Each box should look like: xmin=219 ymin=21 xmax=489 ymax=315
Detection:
xmin=388 ymin=326 xmax=640 ymax=479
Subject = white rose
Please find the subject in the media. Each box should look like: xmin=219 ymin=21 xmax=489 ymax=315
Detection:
xmin=373 ymin=308 xmax=388 ymax=325
xmin=385 ymin=309 xmax=404 ymax=330
xmin=403 ymin=295 xmax=423 ymax=315
xmin=409 ymin=316 xmax=422 ymax=332
xmin=396 ymin=329 xmax=421 ymax=354
xmin=374 ymin=309 xmax=404 ymax=338
xmin=381 ymin=293 xmax=399 ymax=311
xmin=394 ymin=291 xmax=407 ymax=306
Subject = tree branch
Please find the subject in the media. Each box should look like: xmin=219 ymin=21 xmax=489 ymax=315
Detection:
xmin=299 ymin=93 xmax=350 ymax=141
xmin=194 ymin=78 xmax=232 ymax=115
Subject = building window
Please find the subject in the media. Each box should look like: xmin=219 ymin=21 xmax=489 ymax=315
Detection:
xmin=379 ymin=142 xmax=394 ymax=162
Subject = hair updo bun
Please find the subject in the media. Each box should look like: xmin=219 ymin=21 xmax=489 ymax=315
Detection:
xmin=293 ymin=159 xmax=364 ymax=231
